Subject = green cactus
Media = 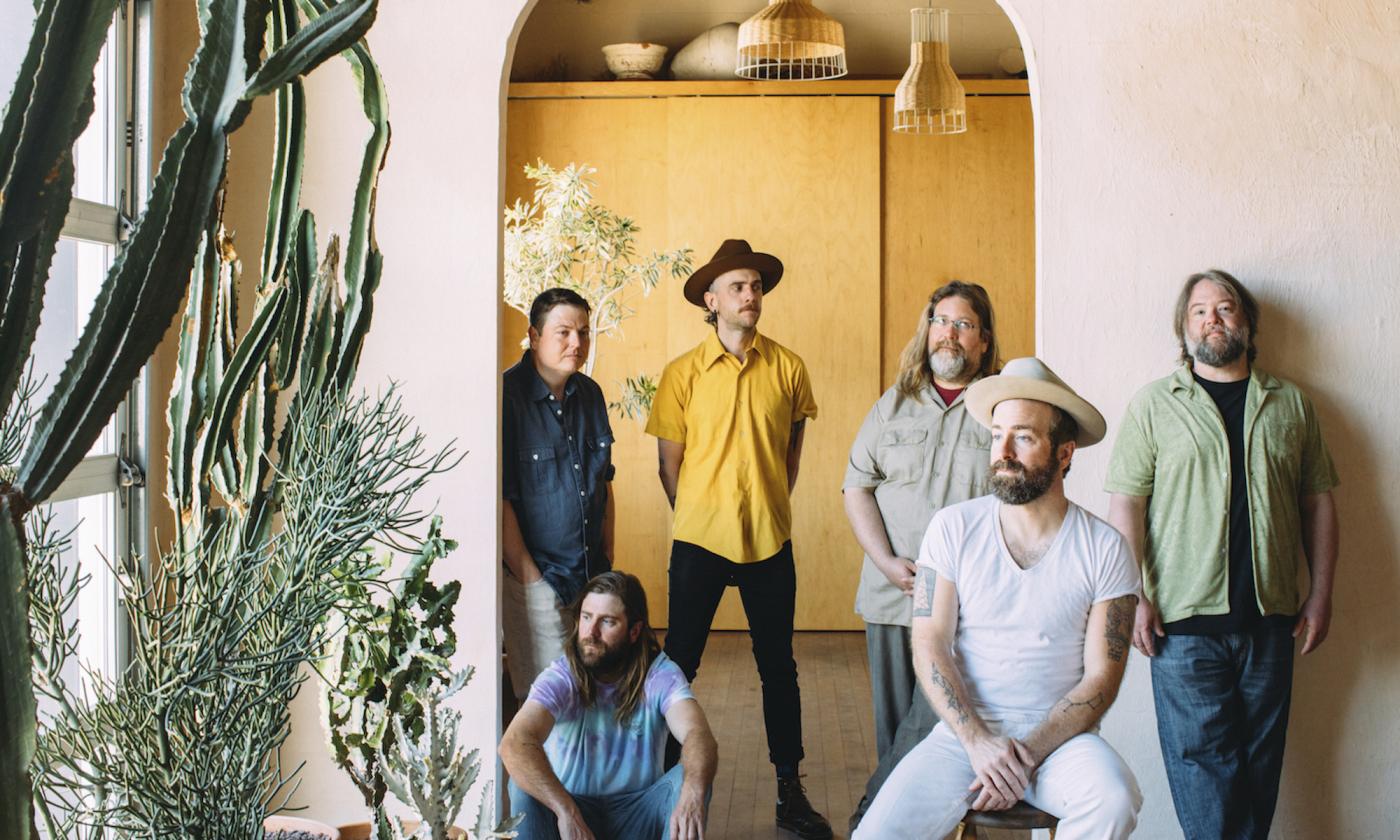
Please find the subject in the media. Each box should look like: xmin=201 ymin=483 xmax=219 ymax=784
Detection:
xmin=322 ymin=517 xmax=464 ymax=840
xmin=2 ymin=0 xmax=382 ymax=836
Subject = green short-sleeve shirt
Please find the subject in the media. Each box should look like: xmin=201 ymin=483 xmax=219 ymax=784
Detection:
xmin=1105 ymin=366 xmax=1339 ymax=622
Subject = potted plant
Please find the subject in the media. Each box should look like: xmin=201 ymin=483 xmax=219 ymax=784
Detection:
xmin=502 ymin=160 xmax=693 ymax=418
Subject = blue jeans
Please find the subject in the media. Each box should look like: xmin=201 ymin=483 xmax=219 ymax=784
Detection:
xmin=1150 ymin=624 xmax=1294 ymax=839
xmin=510 ymin=765 xmax=700 ymax=840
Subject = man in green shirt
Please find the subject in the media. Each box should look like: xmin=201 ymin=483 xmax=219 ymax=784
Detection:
xmin=1106 ymin=269 xmax=1339 ymax=839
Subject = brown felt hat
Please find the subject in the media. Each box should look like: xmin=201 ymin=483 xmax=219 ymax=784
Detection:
xmin=682 ymin=239 xmax=784 ymax=307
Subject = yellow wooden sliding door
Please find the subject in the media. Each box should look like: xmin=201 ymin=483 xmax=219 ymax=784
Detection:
xmin=503 ymin=87 xmax=1033 ymax=630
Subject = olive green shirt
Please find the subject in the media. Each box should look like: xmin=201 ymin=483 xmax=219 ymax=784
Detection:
xmin=1105 ymin=366 xmax=1339 ymax=623
xmin=843 ymin=381 xmax=991 ymax=626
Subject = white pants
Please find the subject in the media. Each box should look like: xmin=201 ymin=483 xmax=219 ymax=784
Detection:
xmin=502 ymin=575 xmax=567 ymax=701
xmin=853 ymin=717 xmax=1142 ymax=840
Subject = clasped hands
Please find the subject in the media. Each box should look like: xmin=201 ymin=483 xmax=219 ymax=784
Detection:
xmin=966 ymin=733 xmax=1039 ymax=811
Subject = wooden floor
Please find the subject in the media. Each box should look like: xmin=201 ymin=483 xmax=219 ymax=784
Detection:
xmin=686 ymin=631 xmax=876 ymax=840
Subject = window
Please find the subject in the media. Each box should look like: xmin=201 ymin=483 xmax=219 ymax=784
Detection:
xmin=11 ymin=1 xmax=151 ymax=692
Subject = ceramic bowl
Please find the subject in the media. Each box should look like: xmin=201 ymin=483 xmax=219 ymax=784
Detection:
xmin=602 ymin=42 xmax=668 ymax=80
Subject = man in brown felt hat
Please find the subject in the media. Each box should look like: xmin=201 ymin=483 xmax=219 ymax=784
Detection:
xmin=644 ymin=239 xmax=832 ymax=839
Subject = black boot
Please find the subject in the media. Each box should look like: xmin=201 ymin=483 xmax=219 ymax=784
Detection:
xmin=776 ymin=776 xmax=834 ymax=839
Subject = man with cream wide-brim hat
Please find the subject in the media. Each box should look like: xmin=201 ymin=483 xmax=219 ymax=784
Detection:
xmin=854 ymin=357 xmax=1144 ymax=840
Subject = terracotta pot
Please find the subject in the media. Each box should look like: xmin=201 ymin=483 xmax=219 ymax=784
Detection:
xmin=338 ymin=821 xmax=466 ymax=840
xmin=263 ymin=815 xmax=340 ymax=839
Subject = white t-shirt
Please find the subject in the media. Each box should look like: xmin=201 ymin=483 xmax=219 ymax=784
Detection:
xmin=918 ymin=495 xmax=1140 ymax=718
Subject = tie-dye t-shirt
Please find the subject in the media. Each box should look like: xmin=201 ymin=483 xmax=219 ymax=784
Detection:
xmin=529 ymin=652 xmax=694 ymax=797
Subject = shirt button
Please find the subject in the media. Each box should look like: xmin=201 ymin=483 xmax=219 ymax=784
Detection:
xmin=574 ymin=464 xmax=580 ymax=470
xmin=532 ymin=454 xmax=539 ymax=460
xmin=579 ymin=490 xmax=585 ymax=497
xmin=568 ymin=435 xmax=574 ymax=441
xmin=549 ymin=395 xmax=555 ymax=401
xmin=556 ymin=410 xmax=562 ymax=416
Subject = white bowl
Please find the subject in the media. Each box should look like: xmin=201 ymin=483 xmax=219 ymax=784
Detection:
xmin=602 ymin=42 xmax=668 ymax=80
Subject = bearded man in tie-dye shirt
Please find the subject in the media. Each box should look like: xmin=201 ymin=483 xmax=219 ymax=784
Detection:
xmin=501 ymin=571 xmax=719 ymax=840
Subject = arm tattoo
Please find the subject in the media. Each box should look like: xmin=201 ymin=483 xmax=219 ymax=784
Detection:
xmin=912 ymin=566 xmax=936 ymax=617
xmin=1057 ymin=692 xmax=1104 ymax=714
xmin=930 ymin=664 xmax=970 ymax=725
xmin=788 ymin=419 xmax=806 ymax=454
xmin=1104 ymin=594 xmax=1136 ymax=663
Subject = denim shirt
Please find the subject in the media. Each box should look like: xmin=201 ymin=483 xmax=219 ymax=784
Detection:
xmin=503 ymin=351 xmax=615 ymax=605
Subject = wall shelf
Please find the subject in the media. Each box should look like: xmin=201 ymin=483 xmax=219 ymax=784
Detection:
xmin=508 ymin=78 xmax=1029 ymax=100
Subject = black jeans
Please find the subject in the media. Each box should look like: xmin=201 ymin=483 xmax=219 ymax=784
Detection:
xmin=664 ymin=540 xmax=804 ymax=768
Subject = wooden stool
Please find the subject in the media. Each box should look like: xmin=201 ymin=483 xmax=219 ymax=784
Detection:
xmin=954 ymin=801 xmax=1059 ymax=839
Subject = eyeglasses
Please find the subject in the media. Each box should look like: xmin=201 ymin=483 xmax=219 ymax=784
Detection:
xmin=929 ymin=315 xmax=979 ymax=332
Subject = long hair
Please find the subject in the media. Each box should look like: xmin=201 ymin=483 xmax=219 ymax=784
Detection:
xmin=894 ymin=280 xmax=1000 ymax=400
xmin=563 ymin=571 xmax=661 ymax=724
xmin=1173 ymin=269 xmax=1259 ymax=366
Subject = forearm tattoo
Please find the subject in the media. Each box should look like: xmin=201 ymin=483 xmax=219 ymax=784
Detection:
xmin=912 ymin=566 xmax=936 ymax=617
xmin=930 ymin=664 xmax=970 ymax=725
xmin=1057 ymin=692 xmax=1104 ymax=714
xmin=1105 ymin=594 xmax=1136 ymax=663
xmin=788 ymin=419 xmax=806 ymax=455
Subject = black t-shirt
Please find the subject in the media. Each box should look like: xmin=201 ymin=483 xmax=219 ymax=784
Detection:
xmin=1164 ymin=373 xmax=1290 ymax=635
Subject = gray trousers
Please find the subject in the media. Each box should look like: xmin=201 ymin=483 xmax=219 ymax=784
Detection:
xmin=851 ymin=622 xmax=940 ymax=832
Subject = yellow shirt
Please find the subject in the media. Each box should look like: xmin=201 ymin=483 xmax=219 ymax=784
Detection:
xmin=646 ymin=331 xmax=818 ymax=563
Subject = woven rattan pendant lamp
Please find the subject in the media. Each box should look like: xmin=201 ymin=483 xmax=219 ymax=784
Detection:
xmin=736 ymin=0 xmax=848 ymax=81
xmin=894 ymin=7 xmax=967 ymax=135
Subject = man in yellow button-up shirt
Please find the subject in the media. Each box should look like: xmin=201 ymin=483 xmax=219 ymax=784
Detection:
xmin=645 ymin=239 xmax=831 ymax=840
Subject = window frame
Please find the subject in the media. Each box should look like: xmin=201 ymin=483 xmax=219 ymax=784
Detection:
xmin=46 ymin=0 xmax=152 ymax=677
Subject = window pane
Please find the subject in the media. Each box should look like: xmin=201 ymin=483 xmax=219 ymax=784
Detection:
xmin=71 ymin=16 xmax=120 ymax=207
xmin=34 ymin=492 xmax=120 ymax=722
xmin=31 ymin=239 xmax=116 ymax=457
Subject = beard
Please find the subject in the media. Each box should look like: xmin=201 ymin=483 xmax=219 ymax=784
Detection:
xmin=1188 ymin=325 xmax=1247 ymax=367
xmin=987 ymin=456 xmax=1057 ymax=505
xmin=928 ymin=342 xmax=971 ymax=383
xmin=579 ymin=638 xmax=628 ymax=674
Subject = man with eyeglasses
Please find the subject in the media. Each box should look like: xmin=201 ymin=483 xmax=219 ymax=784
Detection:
xmin=842 ymin=280 xmax=1000 ymax=832
xmin=1106 ymin=269 xmax=1340 ymax=838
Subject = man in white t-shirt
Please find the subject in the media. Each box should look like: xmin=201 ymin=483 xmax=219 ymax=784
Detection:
xmin=854 ymin=358 xmax=1143 ymax=840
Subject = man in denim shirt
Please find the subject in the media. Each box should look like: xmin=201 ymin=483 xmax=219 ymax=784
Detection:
xmin=503 ymin=288 xmax=616 ymax=701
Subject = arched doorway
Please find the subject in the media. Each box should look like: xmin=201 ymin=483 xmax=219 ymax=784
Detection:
xmin=494 ymin=1 xmax=1040 ymax=830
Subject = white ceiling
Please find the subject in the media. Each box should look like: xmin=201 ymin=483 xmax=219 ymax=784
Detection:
xmin=511 ymin=0 xmax=1024 ymax=81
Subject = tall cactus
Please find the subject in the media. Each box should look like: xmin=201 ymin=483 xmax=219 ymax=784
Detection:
xmin=1 ymin=0 xmax=380 ymax=837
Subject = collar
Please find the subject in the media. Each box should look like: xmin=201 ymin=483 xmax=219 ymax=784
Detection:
xmin=1169 ymin=364 xmax=1281 ymax=394
xmin=928 ymin=372 xmax=983 ymax=408
xmin=520 ymin=349 xmax=579 ymax=402
xmin=701 ymin=330 xmax=770 ymax=369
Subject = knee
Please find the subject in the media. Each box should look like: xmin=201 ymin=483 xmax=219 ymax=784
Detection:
xmin=1087 ymin=775 xmax=1143 ymax=833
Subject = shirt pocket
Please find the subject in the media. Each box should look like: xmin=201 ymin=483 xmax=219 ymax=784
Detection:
xmin=584 ymin=432 xmax=615 ymax=488
xmin=878 ymin=427 xmax=929 ymax=482
xmin=521 ymin=444 xmax=562 ymax=490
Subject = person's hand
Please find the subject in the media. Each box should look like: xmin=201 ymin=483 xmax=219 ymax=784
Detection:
xmin=1133 ymin=596 xmax=1165 ymax=657
xmin=669 ymin=784 xmax=708 ymax=840
xmin=1293 ymin=591 xmax=1332 ymax=654
xmin=519 ymin=557 xmax=545 ymax=584
xmin=874 ymin=555 xmax=918 ymax=595
xmin=556 ymin=807 xmax=596 ymax=840
xmin=964 ymin=734 xmax=1033 ymax=810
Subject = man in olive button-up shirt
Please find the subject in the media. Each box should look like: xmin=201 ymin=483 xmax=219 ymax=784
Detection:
xmin=1106 ymin=270 xmax=1339 ymax=839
